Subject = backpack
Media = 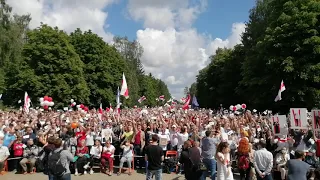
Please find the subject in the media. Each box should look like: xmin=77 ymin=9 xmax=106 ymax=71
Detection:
xmin=48 ymin=150 xmax=66 ymax=177
xmin=238 ymin=155 xmax=249 ymax=170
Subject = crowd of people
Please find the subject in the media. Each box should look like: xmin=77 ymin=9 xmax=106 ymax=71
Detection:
xmin=0 ymin=107 xmax=319 ymax=180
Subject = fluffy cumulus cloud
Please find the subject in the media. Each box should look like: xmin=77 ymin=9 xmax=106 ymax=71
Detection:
xmin=7 ymin=0 xmax=246 ymax=99
xmin=130 ymin=0 xmax=246 ymax=98
xmin=6 ymin=0 xmax=115 ymax=42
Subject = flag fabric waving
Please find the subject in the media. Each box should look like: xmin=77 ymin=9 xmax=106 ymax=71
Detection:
xmin=192 ymin=95 xmax=199 ymax=108
xmin=116 ymin=87 xmax=121 ymax=114
xmin=23 ymin=92 xmax=31 ymax=113
xmin=120 ymin=73 xmax=129 ymax=99
xmin=274 ymin=80 xmax=286 ymax=102
xmin=138 ymin=96 xmax=146 ymax=103
xmin=182 ymin=94 xmax=191 ymax=110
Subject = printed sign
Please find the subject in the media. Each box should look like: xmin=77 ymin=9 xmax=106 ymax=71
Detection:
xmin=270 ymin=115 xmax=287 ymax=135
xmin=311 ymin=110 xmax=320 ymax=131
xmin=290 ymin=108 xmax=308 ymax=129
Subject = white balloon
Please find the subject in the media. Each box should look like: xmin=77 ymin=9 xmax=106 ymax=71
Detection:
xmin=229 ymin=105 xmax=234 ymax=111
xmin=236 ymin=104 xmax=241 ymax=110
xmin=76 ymin=105 xmax=80 ymax=108
xmin=44 ymin=101 xmax=50 ymax=106
xmin=40 ymin=102 xmax=45 ymax=106
xmin=70 ymin=99 xmax=74 ymax=103
xmin=49 ymin=102 xmax=54 ymax=106
xmin=72 ymin=102 xmax=76 ymax=106
xmin=39 ymin=98 xmax=44 ymax=102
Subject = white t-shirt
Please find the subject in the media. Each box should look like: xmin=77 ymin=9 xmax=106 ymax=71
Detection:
xmin=0 ymin=146 xmax=10 ymax=160
xmin=178 ymin=132 xmax=189 ymax=148
xmin=170 ymin=131 xmax=179 ymax=146
xmin=90 ymin=145 xmax=102 ymax=158
xmin=103 ymin=145 xmax=115 ymax=157
xmin=86 ymin=133 xmax=95 ymax=146
xmin=158 ymin=134 xmax=170 ymax=151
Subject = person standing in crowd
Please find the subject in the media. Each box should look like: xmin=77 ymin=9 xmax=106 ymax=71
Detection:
xmin=145 ymin=134 xmax=164 ymax=180
xmin=49 ymin=138 xmax=74 ymax=180
xmin=0 ymin=138 xmax=10 ymax=175
xmin=238 ymin=130 xmax=251 ymax=180
xmin=216 ymin=142 xmax=233 ymax=180
xmin=287 ymin=151 xmax=311 ymax=180
xmin=132 ymin=124 xmax=145 ymax=169
xmin=253 ymin=140 xmax=273 ymax=180
xmin=179 ymin=140 xmax=202 ymax=180
xmin=201 ymin=130 xmax=218 ymax=180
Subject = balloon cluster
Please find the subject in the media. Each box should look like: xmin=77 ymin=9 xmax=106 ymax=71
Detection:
xmin=70 ymin=99 xmax=76 ymax=107
xmin=229 ymin=104 xmax=246 ymax=111
xmin=76 ymin=104 xmax=89 ymax=113
xmin=39 ymin=96 xmax=54 ymax=110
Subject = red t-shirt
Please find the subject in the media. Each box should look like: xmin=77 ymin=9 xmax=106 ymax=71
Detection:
xmin=76 ymin=146 xmax=88 ymax=156
xmin=134 ymin=131 xmax=141 ymax=145
xmin=13 ymin=143 xmax=24 ymax=157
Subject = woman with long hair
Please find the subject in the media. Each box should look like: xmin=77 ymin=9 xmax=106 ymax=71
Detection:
xmin=215 ymin=142 xmax=233 ymax=180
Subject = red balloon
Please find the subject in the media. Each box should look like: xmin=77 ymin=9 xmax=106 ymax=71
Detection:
xmin=48 ymin=97 xmax=53 ymax=102
xmin=232 ymin=106 xmax=237 ymax=111
xmin=43 ymin=105 xmax=49 ymax=110
xmin=84 ymin=107 xmax=89 ymax=111
xmin=241 ymin=104 xmax=247 ymax=109
xmin=80 ymin=104 xmax=84 ymax=109
xmin=44 ymin=96 xmax=49 ymax=101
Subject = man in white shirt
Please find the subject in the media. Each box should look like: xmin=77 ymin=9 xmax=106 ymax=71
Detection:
xmin=253 ymin=140 xmax=273 ymax=180
xmin=0 ymin=138 xmax=10 ymax=174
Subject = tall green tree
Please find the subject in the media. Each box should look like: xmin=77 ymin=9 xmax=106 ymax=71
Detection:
xmin=70 ymin=29 xmax=127 ymax=106
xmin=0 ymin=0 xmax=31 ymax=104
xmin=6 ymin=24 xmax=90 ymax=107
xmin=113 ymin=36 xmax=143 ymax=106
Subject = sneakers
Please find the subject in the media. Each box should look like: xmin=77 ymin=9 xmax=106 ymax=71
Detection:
xmin=84 ymin=171 xmax=87 ymax=175
xmin=83 ymin=164 xmax=89 ymax=169
xmin=74 ymin=171 xmax=79 ymax=176
xmin=90 ymin=169 xmax=94 ymax=175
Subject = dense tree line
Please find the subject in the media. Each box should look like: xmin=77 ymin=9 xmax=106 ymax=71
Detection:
xmin=0 ymin=0 xmax=170 ymax=108
xmin=193 ymin=0 xmax=320 ymax=112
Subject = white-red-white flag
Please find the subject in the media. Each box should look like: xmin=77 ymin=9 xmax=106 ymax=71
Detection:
xmin=23 ymin=92 xmax=31 ymax=113
xmin=120 ymin=73 xmax=129 ymax=99
xmin=159 ymin=95 xmax=165 ymax=101
xmin=274 ymin=80 xmax=286 ymax=102
xmin=182 ymin=94 xmax=191 ymax=110
xmin=138 ymin=96 xmax=146 ymax=103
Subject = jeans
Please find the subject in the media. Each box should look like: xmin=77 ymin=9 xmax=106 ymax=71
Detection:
xmin=201 ymin=158 xmax=216 ymax=180
xmin=146 ymin=169 xmax=162 ymax=180
xmin=48 ymin=174 xmax=54 ymax=180
xmin=53 ymin=173 xmax=71 ymax=180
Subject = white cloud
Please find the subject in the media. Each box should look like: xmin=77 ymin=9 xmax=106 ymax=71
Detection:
xmin=6 ymin=0 xmax=115 ymax=42
xmin=131 ymin=0 xmax=246 ymax=99
xmin=127 ymin=0 xmax=207 ymax=30
xmin=137 ymin=23 xmax=245 ymax=99
xmin=6 ymin=0 xmax=246 ymax=100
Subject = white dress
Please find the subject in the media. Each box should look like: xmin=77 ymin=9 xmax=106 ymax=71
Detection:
xmin=216 ymin=152 xmax=234 ymax=180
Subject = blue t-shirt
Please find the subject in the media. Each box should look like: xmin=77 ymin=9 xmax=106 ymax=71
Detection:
xmin=3 ymin=133 xmax=16 ymax=147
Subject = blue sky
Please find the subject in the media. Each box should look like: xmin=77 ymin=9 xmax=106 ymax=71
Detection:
xmin=9 ymin=0 xmax=257 ymax=98
xmin=106 ymin=0 xmax=255 ymax=41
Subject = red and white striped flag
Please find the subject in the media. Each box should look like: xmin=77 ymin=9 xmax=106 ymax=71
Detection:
xmin=138 ymin=96 xmax=146 ymax=103
xmin=120 ymin=73 xmax=129 ymax=99
xmin=182 ymin=94 xmax=191 ymax=110
xmin=274 ymin=80 xmax=286 ymax=102
xmin=23 ymin=92 xmax=31 ymax=113
xmin=159 ymin=95 xmax=165 ymax=101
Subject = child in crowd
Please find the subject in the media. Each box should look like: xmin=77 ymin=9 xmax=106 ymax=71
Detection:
xmin=12 ymin=137 xmax=24 ymax=172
